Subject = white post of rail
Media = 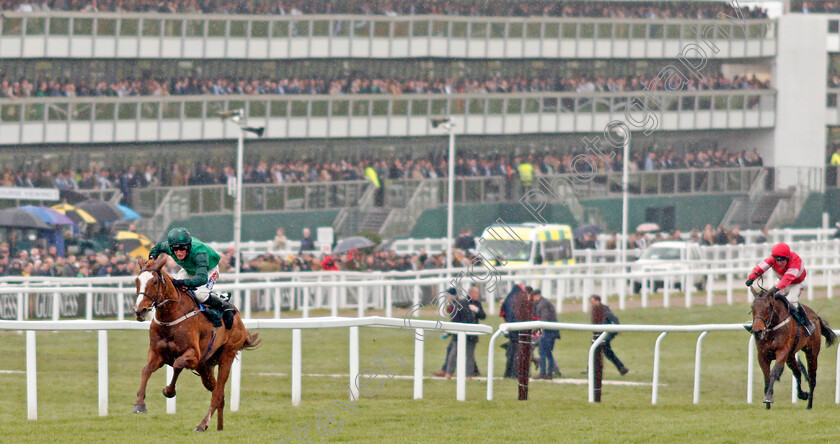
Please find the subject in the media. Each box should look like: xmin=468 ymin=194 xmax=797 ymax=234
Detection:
xmin=85 ymin=285 xmax=93 ymax=320
xmin=385 ymin=286 xmax=393 ymax=318
xmin=357 ymin=286 xmax=365 ymax=318
xmin=726 ymin=247 xmax=733 ymax=305
xmin=456 ymin=332 xmax=466 ymax=401
xmin=26 ymin=330 xmax=37 ymax=420
xmin=414 ymin=329 xmax=424 ymax=400
xmin=349 ymin=326 xmax=359 ymax=399
xmin=117 ymin=282 xmax=124 ymax=321
xmin=486 ymin=329 xmax=503 ymax=401
xmin=835 ymin=342 xmax=840 ymax=404
xmin=231 ymin=350 xmax=242 ymax=411
xmin=693 ymin=331 xmax=707 ymax=404
xmin=331 ymin=275 xmax=338 ymax=317
xmin=17 ymin=292 xmax=24 ymax=321
xmin=302 ymin=287 xmax=309 ymax=318
xmin=487 ymin=283 xmax=496 ymax=316
xmin=641 ymin=276 xmax=649 ymax=308
xmin=166 ymin=366 xmax=175 ymax=414
xmin=663 ymin=275 xmax=671 ymax=308
xmin=747 ymin=335 xmax=755 ymax=403
xmin=588 ymin=332 xmax=609 ymax=403
xmin=52 ymin=291 xmax=60 ymax=321
xmin=244 ymin=289 xmax=252 ymax=319
xmin=98 ymin=330 xmax=108 ymax=416
xmin=412 ymin=285 xmax=420 ymax=317
xmin=685 ymin=271 xmax=693 ymax=308
xmin=292 ymin=329 xmax=302 ymax=406
xmin=652 ymin=332 xmax=667 ymax=405
xmin=706 ymin=272 xmax=714 ymax=306
xmin=827 ymin=270 xmax=833 ymax=300
xmin=274 ymin=287 xmax=282 ymax=319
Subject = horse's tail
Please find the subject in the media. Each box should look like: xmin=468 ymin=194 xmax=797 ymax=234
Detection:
xmin=241 ymin=331 xmax=262 ymax=351
xmin=819 ymin=316 xmax=837 ymax=347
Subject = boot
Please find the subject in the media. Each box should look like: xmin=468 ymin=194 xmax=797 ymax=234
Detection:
xmin=795 ymin=305 xmax=815 ymax=336
xmin=205 ymin=293 xmax=236 ymax=330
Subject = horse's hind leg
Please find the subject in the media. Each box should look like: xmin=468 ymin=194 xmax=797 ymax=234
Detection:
xmin=786 ymin=353 xmax=809 ymax=401
xmin=134 ymin=351 xmax=164 ymax=413
xmin=805 ymin=348 xmax=819 ymax=409
xmin=194 ymin=348 xmax=237 ymax=432
xmin=198 ymin=365 xmax=216 ymax=392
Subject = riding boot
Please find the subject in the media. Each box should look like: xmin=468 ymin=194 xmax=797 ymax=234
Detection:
xmin=205 ymin=293 xmax=236 ymax=330
xmin=795 ymin=305 xmax=815 ymax=336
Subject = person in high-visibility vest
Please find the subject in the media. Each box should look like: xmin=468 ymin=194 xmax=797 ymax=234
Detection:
xmin=831 ymin=148 xmax=840 ymax=165
xmin=517 ymin=158 xmax=534 ymax=188
xmin=363 ymin=161 xmax=384 ymax=206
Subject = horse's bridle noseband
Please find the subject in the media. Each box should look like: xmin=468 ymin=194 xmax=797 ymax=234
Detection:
xmin=137 ymin=268 xmax=179 ymax=309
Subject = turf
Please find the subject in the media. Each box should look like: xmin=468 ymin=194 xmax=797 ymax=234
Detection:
xmin=3 ymin=292 xmax=840 ymax=443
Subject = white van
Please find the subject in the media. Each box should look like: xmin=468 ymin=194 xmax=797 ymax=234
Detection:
xmin=631 ymin=241 xmax=705 ymax=293
xmin=476 ymin=223 xmax=576 ymax=268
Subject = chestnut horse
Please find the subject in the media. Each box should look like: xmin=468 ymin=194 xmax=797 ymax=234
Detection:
xmin=749 ymin=286 xmax=835 ymax=409
xmin=132 ymin=256 xmax=261 ymax=431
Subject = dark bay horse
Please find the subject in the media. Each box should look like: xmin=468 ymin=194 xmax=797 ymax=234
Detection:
xmin=132 ymin=256 xmax=261 ymax=431
xmin=749 ymin=286 xmax=836 ymax=409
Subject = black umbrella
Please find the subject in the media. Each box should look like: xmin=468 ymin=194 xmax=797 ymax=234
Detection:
xmin=0 ymin=208 xmax=51 ymax=229
xmin=333 ymin=236 xmax=376 ymax=254
xmin=574 ymin=224 xmax=601 ymax=240
xmin=76 ymin=200 xmax=123 ymax=223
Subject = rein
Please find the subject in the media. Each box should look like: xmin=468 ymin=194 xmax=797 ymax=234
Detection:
xmin=139 ymin=267 xmax=199 ymax=326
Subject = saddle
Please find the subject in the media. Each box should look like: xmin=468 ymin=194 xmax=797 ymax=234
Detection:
xmin=185 ymin=289 xmax=227 ymax=328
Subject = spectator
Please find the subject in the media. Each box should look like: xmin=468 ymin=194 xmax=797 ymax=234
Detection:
xmin=273 ymin=227 xmax=288 ymax=250
xmin=299 ymin=228 xmax=315 ymax=252
xmin=590 ymin=295 xmax=629 ymax=376
xmin=443 ymin=286 xmax=482 ymax=379
xmin=730 ymin=227 xmax=746 ymax=244
xmin=455 ymin=228 xmax=476 ymax=252
xmin=532 ymin=289 xmax=560 ymax=379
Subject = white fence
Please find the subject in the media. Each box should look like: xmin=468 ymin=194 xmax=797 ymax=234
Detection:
xmin=4 ymin=317 xmax=839 ymax=421
xmin=489 ymin=321 xmax=840 ymax=407
xmin=1 ymin=238 xmax=839 ymax=321
xmin=0 ymin=316 xmax=491 ymax=420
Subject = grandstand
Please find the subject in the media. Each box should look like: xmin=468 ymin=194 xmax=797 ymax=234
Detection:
xmin=0 ymin=0 xmax=836 ymax=251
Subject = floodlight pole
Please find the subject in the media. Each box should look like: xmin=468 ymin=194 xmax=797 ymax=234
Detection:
xmin=234 ymin=109 xmax=245 ymax=277
xmin=620 ymin=132 xmax=630 ymax=310
xmin=445 ymin=121 xmax=455 ymax=279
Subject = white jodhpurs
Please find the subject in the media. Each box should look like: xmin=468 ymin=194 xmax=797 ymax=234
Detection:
xmin=778 ymin=283 xmax=804 ymax=309
xmin=175 ymin=265 xmax=220 ymax=303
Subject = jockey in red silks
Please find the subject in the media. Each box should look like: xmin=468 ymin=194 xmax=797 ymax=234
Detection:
xmin=746 ymin=242 xmax=814 ymax=335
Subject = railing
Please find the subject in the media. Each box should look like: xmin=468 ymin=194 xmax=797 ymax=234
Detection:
xmin=0 ymin=90 xmax=777 ymax=145
xmin=487 ymin=321 xmax=840 ymax=406
xmin=128 ymin=167 xmax=767 ymax=217
xmin=0 ymin=316 xmax=491 ymax=419
xmin=131 ymin=180 xmax=370 ymax=215
xmin=0 ymin=12 xmax=776 ymax=60
xmin=2 ymin=239 xmax=839 ymax=321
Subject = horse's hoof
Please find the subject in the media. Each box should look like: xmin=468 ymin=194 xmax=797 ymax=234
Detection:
xmin=765 ymin=402 xmax=771 ymax=410
xmin=798 ymin=391 xmax=810 ymax=401
xmin=194 ymin=426 xmax=206 ymax=432
xmin=132 ymin=404 xmax=147 ymax=414
xmin=162 ymin=387 xmax=176 ymax=398
xmin=763 ymin=395 xmax=774 ymax=404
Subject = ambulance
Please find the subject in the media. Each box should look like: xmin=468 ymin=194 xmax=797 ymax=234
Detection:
xmin=475 ymin=223 xmax=576 ymax=268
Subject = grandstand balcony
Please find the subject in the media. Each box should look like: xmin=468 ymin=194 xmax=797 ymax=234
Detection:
xmin=0 ymin=90 xmax=776 ymax=145
xmin=0 ymin=12 xmax=776 ymax=60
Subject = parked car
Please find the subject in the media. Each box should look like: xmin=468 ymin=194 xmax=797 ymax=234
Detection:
xmin=632 ymin=241 xmax=706 ymax=293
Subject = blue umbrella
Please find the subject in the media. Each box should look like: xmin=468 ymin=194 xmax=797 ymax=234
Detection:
xmin=18 ymin=206 xmax=75 ymax=226
xmin=117 ymin=204 xmax=142 ymax=220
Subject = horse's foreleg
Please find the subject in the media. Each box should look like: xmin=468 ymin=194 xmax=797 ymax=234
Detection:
xmin=786 ymin=354 xmax=809 ymax=401
xmin=162 ymin=367 xmax=184 ymax=399
xmin=765 ymin=350 xmax=791 ymax=404
xmin=757 ymin=354 xmax=772 ymax=404
xmin=134 ymin=350 xmax=164 ymax=413
xmin=164 ymin=348 xmax=199 ymax=398
xmin=198 ymin=365 xmax=216 ymax=392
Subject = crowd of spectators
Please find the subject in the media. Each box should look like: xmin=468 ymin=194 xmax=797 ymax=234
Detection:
xmin=794 ymin=2 xmax=840 ymax=13
xmin=0 ymin=73 xmax=770 ymax=99
xmin=2 ymin=0 xmax=769 ymax=19
xmin=1 ymin=145 xmax=764 ymax=195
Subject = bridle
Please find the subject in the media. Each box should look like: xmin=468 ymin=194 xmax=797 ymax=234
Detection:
xmin=137 ymin=267 xmax=180 ymax=310
xmin=752 ymin=296 xmax=777 ymax=332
